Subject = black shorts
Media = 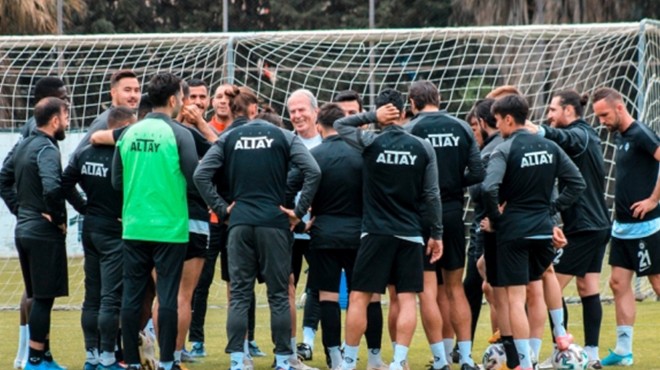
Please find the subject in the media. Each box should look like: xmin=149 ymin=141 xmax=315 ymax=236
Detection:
xmin=307 ymin=248 xmax=357 ymax=293
xmin=291 ymin=238 xmax=310 ymax=286
xmin=214 ymin=224 xmax=230 ymax=282
xmin=496 ymin=238 xmax=555 ymax=286
xmin=352 ymin=234 xmax=423 ymax=294
xmin=185 ymin=232 xmax=208 ymax=260
xmin=609 ymin=230 xmax=660 ymax=276
xmin=553 ymin=229 xmax=610 ymax=277
xmin=436 ymin=207 xmax=466 ymax=271
xmin=16 ymin=235 xmax=68 ymax=299
xmin=482 ymin=232 xmax=501 ymax=286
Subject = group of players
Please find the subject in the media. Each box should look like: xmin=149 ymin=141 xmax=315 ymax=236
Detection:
xmin=1 ymin=69 xmax=659 ymax=370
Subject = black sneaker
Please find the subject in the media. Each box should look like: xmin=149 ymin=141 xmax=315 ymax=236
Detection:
xmin=296 ymin=343 xmax=313 ymax=362
xmin=459 ymin=364 xmax=479 ymax=370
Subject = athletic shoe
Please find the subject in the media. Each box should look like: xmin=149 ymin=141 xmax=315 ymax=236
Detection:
xmin=97 ymin=362 xmax=126 ymax=370
xmin=366 ymin=363 xmax=389 ymax=370
xmin=43 ymin=359 xmax=67 ymax=369
xmin=296 ymin=343 xmax=313 ymax=361
xmin=488 ymin=330 xmax=501 ymax=344
xmin=14 ymin=358 xmax=24 ymax=369
xmin=244 ymin=356 xmax=255 ymax=370
xmin=82 ymin=362 xmax=97 ymax=370
xmin=555 ymin=333 xmax=574 ymax=351
xmin=189 ymin=342 xmax=207 ymax=358
xmin=587 ymin=360 xmax=603 ymax=369
xmin=538 ymin=355 xmax=554 ymax=370
xmin=180 ymin=350 xmax=197 ymax=363
xmin=601 ymin=349 xmax=633 ymax=366
xmin=249 ymin=341 xmax=267 ymax=357
xmin=24 ymin=363 xmax=50 ymax=370
xmin=426 ymin=365 xmax=451 ymax=370
xmin=460 ymin=364 xmax=480 ymax=370
xmin=289 ymin=357 xmax=319 ymax=370
xmin=172 ymin=361 xmax=188 ymax=370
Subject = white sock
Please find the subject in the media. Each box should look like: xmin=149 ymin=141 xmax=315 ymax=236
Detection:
xmin=302 ymin=327 xmax=316 ymax=349
xmin=614 ymin=326 xmax=633 ymax=355
xmin=514 ymin=339 xmax=532 ymax=369
xmin=368 ymin=348 xmax=383 ymax=366
xmin=244 ymin=339 xmax=250 ymax=357
xmin=86 ymin=348 xmax=99 ymax=365
xmin=391 ymin=341 xmax=396 ymax=351
xmin=174 ymin=350 xmax=182 ymax=363
xmin=457 ymin=340 xmax=474 ymax=366
xmin=99 ymin=351 xmax=116 ymax=367
xmin=22 ymin=324 xmax=30 ymax=364
xmin=549 ymin=308 xmax=567 ymax=337
xmin=530 ymin=338 xmax=542 ymax=361
xmin=290 ymin=337 xmax=297 ymax=361
xmin=584 ymin=345 xmax=599 ymax=361
xmin=16 ymin=325 xmax=28 ymax=362
xmin=442 ymin=339 xmax=454 ymax=363
xmin=230 ymin=352 xmax=245 ymax=370
xmin=430 ymin=342 xmax=448 ymax=369
xmin=342 ymin=345 xmax=359 ymax=370
xmin=328 ymin=346 xmax=343 ymax=369
xmin=391 ymin=344 xmax=409 ymax=370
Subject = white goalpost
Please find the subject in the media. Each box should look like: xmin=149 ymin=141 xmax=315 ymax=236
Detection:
xmin=0 ymin=21 xmax=659 ymax=308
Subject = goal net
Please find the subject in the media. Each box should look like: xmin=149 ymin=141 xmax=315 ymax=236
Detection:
xmin=0 ymin=21 xmax=659 ymax=308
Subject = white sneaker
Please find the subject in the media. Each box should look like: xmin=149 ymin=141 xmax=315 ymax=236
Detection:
xmin=538 ymin=354 xmax=554 ymax=370
xmin=366 ymin=363 xmax=390 ymax=370
xmin=13 ymin=358 xmax=22 ymax=369
xmin=289 ymin=357 xmax=319 ymax=370
xmin=244 ymin=356 xmax=255 ymax=370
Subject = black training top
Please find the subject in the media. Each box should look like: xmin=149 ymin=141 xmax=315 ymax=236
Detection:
xmin=0 ymin=130 xmax=84 ymax=238
xmin=76 ymin=108 xmax=111 ymax=152
xmin=482 ymin=129 xmax=585 ymax=243
xmin=614 ymin=121 xmax=660 ymax=223
xmin=194 ymin=119 xmax=321 ymax=230
xmin=542 ymin=119 xmax=610 ymax=234
xmin=289 ymin=134 xmax=363 ymax=249
xmin=406 ymin=110 xmax=484 ymax=209
xmin=62 ymin=144 xmax=121 ymax=235
xmin=468 ymin=132 xmax=504 ymax=255
xmin=335 ymin=111 xmax=443 ymax=239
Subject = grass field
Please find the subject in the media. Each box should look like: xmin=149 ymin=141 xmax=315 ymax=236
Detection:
xmin=0 ymin=259 xmax=658 ymax=369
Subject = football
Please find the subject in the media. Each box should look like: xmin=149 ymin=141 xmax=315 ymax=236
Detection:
xmin=551 ymin=344 xmax=589 ymax=370
xmin=483 ymin=343 xmax=507 ymax=370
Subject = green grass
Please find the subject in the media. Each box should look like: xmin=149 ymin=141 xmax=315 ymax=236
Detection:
xmin=0 ymin=258 xmax=659 ymax=369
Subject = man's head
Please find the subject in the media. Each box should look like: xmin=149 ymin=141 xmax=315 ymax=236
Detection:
xmin=34 ymin=77 xmax=69 ymax=106
xmin=547 ymin=89 xmax=588 ymax=128
xmin=255 ymin=106 xmax=286 ymax=129
xmin=187 ymin=79 xmax=210 ymax=111
xmin=110 ymin=70 xmax=141 ymax=109
xmin=137 ymin=93 xmax=152 ymax=120
xmin=491 ymin=94 xmax=529 ymax=138
xmin=375 ymin=88 xmax=406 ymax=126
xmin=408 ymin=80 xmax=440 ymax=113
xmin=486 ymin=85 xmax=522 ymax=99
xmin=592 ymin=87 xmax=630 ymax=133
xmin=316 ymin=103 xmax=345 ymax=138
xmin=107 ymin=106 xmax=137 ymax=130
xmin=146 ymin=73 xmax=183 ymax=118
xmin=212 ymin=84 xmax=233 ymax=122
xmin=34 ymin=97 xmax=69 ymax=141
xmin=225 ymin=85 xmax=259 ymax=119
xmin=466 ymin=108 xmax=483 ymax=148
xmin=287 ymin=89 xmax=319 ymax=138
xmin=333 ymin=90 xmax=363 ymax=116
xmin=472 ymin=98 xmax=497 ymax=145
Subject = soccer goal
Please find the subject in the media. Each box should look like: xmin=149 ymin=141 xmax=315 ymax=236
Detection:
xmin=0 ymin=20 xmax=658 ymax=309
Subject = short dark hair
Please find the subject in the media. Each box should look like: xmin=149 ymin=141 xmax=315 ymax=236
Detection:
xmin=34 ymin=97 xmax=67 ymax=127
xmin=592 ymin=87 xmax=623 ymax=105
xmin=255 ymin=105 xmax=285 ymax=128
xmin=137 ymin=93 xmax=152 ymax=120
xmin=110 ymin=70 xmax=138 ymax=87
xmin=33 ymin=77 xmax=65 ymax=104
xmin=187 ymin=78 xmax=209 ymax=92
xmin=181 ymin=80 xmax=190 ymax=99
xmin=553 ymin=89 xmax=589 ymax=117
xmin=375 ymin=88 xmax=405 ymax=111
xmin=333 ymin=90 xmax=363 ymax=111
xmin=225 ymin=85 xmax=259 ymax=117
xmin=474 ymin=98 xmax=497 ymax=129
xmin=146 ymin=73 xmax=182 ymax=108
xmin=408 ymin=80 xmax=440 ymax=110
xmin=317 ymin=103 xmax=345 ymax=129
xmin=491 ymin=95 xmax=528 ymax=125
xmin=107 ymin=106 xmax=136 ymax=129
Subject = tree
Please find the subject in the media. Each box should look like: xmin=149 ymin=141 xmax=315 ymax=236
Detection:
xmin=0 ymin=0 xmax=86 ymax=35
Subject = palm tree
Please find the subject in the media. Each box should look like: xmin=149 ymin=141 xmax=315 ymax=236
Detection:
xmin=0 ymin=0 xmax=86 ymax=35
